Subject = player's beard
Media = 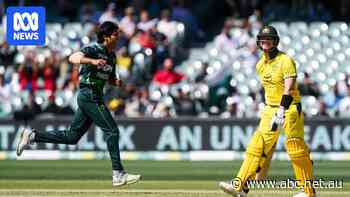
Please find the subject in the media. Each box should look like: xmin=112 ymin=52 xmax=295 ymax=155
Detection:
xmin=105 ymin=37 xmax=118 ymax=52
xmin=110 ymin=37 xmax=118 ymax=48
xmin=263 ymin=47 xmax=279 ymax=59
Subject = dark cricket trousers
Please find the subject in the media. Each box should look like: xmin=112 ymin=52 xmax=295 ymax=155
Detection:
xmin=34 ymin=87 xmax=124 ymax=171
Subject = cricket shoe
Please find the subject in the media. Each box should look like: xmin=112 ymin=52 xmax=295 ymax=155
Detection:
xmin=16 ymin=128 xmax=35 ymax=156
xmin=219 ymin=181 xmax=247 ymax=197
xmin=293 ymin=191 xmax=317 ymax=197
xmin=112 ymin=172 xmax=141 ymax=187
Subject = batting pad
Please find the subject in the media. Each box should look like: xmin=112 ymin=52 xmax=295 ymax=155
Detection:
xmin=235 ymin=133 xmax=264 ymax=192
xmin=256 ymin=143 xmax=276 ymax=180
xmin=285 ymin=138 xmax=316 ymax=196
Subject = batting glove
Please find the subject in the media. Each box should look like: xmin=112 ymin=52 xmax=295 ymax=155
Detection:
xmin=271 ymin=107 xmax=285 ymax=131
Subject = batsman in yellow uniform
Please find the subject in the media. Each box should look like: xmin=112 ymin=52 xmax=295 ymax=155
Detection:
xmin=219 ymin=26 xmax=316 ymax=197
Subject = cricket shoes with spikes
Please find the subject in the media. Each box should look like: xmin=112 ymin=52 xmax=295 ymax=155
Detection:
xmin=293 ymin=191 xmax=317 ymax=197
xmin=112 ymin=172 xmax=141 ymax=187
xmin=16 ymin=128 xmax=35 ymax=156
xmin=219 ymin=181 xmax=247 ymax=197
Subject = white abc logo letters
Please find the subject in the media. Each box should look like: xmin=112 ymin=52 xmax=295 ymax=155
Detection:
xmin=13 ymin=12 xmax=39 ymax=31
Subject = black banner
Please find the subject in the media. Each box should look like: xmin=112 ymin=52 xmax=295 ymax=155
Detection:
xmin=0 ymin=117 xmax=350 ymax=152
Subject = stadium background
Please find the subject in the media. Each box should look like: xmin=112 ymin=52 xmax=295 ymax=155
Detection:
xmin=0 ymin=0 xmax=350 ymax=196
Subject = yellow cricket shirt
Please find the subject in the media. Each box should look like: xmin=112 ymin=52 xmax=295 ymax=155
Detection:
xmin=256 ymin=51 xmax=301 ymax=106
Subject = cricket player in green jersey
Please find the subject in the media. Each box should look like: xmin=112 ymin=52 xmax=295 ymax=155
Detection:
xmin=16 ymin=21 xmax=141 ymax=187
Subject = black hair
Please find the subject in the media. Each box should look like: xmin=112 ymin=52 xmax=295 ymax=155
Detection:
xmin=96 ymin=21 xmax=119 ymax=43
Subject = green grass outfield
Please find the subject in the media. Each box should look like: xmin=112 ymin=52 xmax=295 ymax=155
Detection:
xmin=0 ymin=160 xmax=349 ymax=196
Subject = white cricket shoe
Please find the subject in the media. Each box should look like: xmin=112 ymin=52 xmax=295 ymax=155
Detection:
xmin=16 ymin=128 xmax=35 ymax=156
xmin=219 ymin=181 xmax=247 ymax=197
xmin=112 ymin=172 xmax=141 ymax=187
xmin=293 ymin=191 xmax=317 ymax=197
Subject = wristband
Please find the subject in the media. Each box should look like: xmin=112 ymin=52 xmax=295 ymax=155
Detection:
xmin=280 ymin=95 xmax=293 ymax=109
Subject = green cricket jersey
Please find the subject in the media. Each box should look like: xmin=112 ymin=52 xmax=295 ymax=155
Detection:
xmin=79 ymin=43 xmax=116 ymax=99
xmin=35 ymin=43 xmax=124 ymax=171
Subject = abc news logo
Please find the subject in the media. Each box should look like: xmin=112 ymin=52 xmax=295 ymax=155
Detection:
xmin=6 ymin=7 xmax=45 ymax=45
xmin=13 ymin=12 xmax=39 ymax=40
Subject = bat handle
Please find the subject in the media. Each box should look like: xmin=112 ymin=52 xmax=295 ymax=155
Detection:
xmin=271 ymin=123 xmax=278 ymax=131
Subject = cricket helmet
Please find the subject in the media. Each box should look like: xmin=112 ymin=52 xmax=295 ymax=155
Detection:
xmin=256 ymin=25 xmax=279 ymax=50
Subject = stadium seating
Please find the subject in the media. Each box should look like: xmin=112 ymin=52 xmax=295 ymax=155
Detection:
xmin=1 ymin=21 xmax=350 ymax=117
xmin=179 ymin=21 xmax=350 ymax=117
